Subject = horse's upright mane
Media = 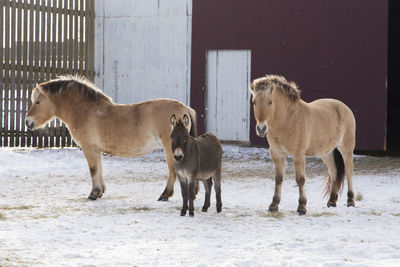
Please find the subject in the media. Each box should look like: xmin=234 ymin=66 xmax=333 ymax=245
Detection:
xmin=250 ymin=75 xmax=301 ymax=102
xmin=39 ymin=75 xmax=112 ymax=102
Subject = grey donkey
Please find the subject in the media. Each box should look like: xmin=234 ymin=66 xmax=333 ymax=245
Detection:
xmin=170 ymin=114 xmax=222 ymax=217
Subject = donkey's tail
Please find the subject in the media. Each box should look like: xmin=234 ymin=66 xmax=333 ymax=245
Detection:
xmin=323 ymin=148 xmax=346 ymax=196
xmin=188 ymin=107 xmax=198 ymax=137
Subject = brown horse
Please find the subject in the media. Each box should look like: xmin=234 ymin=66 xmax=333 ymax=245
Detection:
xmin=25 ymin=75 xmax=197 ymax=201
xmin=250 ymin=75 xmax=356 ymax=215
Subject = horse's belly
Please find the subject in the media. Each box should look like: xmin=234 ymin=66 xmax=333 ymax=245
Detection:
xmin=106 ymin=136 xmax=163 ymax=158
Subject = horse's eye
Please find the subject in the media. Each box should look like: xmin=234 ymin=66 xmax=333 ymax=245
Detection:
xmin=36 ymin=101 xmax=40 ymax=105
xmin=269 ymin=101 xmax=272 ymax=105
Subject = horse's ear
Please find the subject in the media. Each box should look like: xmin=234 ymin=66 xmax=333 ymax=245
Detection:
xmin=170 ymin=114 xmax=177 ymax=127
xmin=249 ymin=82 xmax=255 ymax=94
xmin=183 ymin=114 xmax=189 ymax=127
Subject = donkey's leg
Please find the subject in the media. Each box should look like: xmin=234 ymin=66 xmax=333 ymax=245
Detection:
xmin=178 ymin=176 xmax=188 ymax=216
xmin=268 ymin=149 xmax=286 ymax=212
xmin=321 ymin=151 xmax=339 ymax=207
xmin=202 ymin=178 xmax=213 ymax=212
xmin=339 ymin=147 xmax=355 ymax=207
xmin=158 ymin=139 xmax=176 ymax=201
xmin=293 ymin=155 xmax=307 ymax=215
xmin=213 ymin=168 xmax=222 ymax=213
xmin=188 ymin=178 xmax=197 ymax=217
xmin=82 ymin=148 xmax=104 ymax=200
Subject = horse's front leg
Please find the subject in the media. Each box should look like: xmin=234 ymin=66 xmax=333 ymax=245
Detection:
xmin=268 ymin=149 xmax=287 ymax=212
xmin=294 ymin=155 xmax=307 ymax=215
xmin=82 ymin=148 xmax=105 ymax=200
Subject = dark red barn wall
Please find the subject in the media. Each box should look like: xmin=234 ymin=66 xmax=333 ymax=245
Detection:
xmin=191 ymin=0 xmax=388 ymax=150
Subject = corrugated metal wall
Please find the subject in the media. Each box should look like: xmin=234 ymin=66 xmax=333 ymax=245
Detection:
xmin=94 ymin=0 xmax=192 ymax=105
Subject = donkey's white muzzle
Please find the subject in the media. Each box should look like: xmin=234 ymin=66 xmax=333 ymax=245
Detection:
xmin=173 ymin=147 xmax=184 ymax=161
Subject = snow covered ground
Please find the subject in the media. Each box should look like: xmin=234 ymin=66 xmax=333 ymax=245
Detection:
xmin=0 ymin=145 xmax=399 ymax=266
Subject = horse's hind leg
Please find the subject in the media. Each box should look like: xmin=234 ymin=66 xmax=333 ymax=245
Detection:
xmin=321 ymin=151 xmax=340 ymax=207
xmin=213 ymin=168 xmax=222 ymax=213
xmin=158 ymin=139 xmax=176 ymax=201
xmin=202 ymin=178 xmax=212 ymax=212
xmin=82 ymin=148 xmax=105 ymax=200
xmin=338 ymin=147 xmax=355 ymax=207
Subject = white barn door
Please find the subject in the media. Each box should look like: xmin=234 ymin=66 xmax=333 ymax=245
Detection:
xmin=206 ymin=50 xmax=251 ymax=142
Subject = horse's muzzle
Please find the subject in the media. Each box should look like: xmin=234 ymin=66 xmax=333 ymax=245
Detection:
xmin=256 ymin=123 xmax=268 ymax=137
xmin=25 ymin=118 xmax=35 ymax=130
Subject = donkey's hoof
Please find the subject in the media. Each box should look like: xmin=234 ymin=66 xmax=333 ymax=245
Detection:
xmin=88 ymin=195 xmax=97 ymax=200
xmin=327 ymin=201 xmax=337 ymax=208
xmin=347 ymin=201 xmax=355 ymax=207
xmin=158 ymin=195 xmax=169 ymax=201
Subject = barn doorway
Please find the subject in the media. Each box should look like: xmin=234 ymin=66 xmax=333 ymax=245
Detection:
xmin=388 ymin=0 xmax=400 ymax=152
xmin=205 ymin=50 xmax=251 ymax=142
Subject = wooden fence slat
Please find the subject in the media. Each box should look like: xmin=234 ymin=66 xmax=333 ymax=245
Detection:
xmin=32 ymin=0 xmax=40 ymax=147
xmin=79 ymin=0 xmax=84 ymax=76
xmin=4 ymin=0 xmax=10 ymax=147
xmin=0 ymin=3 xmax=4 ymax=146
xmin=9 ymin=0 xmax=17 ymax=147
xmin=20 ymin=0 xmax=28 ymax=147
xmin=26 ymin=0 xmax=35 ymax=147
xmin=37 ymin=0 xmax=46 ymax=148
xmin=89 ymin=0 xmax=94 ymax=81
xmin=15 ymin=0 xmax=23 ymax=147
xmin=74 ymin=0 xmax=78 ymax=74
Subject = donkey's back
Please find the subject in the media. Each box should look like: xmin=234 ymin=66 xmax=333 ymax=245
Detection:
xmin=194 ymin=133 xmax=222 ymax=176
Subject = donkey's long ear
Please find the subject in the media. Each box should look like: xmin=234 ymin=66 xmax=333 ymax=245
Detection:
xmin=170 ymin=114 xmax=177 ymax=127
xmin=183 ymin=114 xmax=189 ymax=127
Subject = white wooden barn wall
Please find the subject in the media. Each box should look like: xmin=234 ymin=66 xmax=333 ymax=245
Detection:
xmin=94 ymin=0 xmax=192 ymax=105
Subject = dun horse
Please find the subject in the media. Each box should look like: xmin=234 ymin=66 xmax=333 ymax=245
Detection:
xmin=250 ymin=75 xmax=356 ymax=215
xmin=170 ymin=114 xmax=222 ymax=217
xmin=25 ymin=75 xmax=197 ymax=201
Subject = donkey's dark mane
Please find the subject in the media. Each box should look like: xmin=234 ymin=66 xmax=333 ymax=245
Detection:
xmin=39 ymin=75 xmax=112 ymax=102
xmin=251 ymin=74 xmax=301 ymax=102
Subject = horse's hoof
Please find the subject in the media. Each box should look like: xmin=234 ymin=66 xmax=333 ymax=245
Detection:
xmin=268 ymin=206 xmax=278 ymax=212
xmin=216 ymin=206 xmax=222 ymax=213
xmin=158 ymin=195 xmax=169 ymax=201
xmin=189 ymin=211 xmax=194 ymax=217
xmin=297 ymin=210 xmax=306 ymax=216
xmin=180 ymin=210 xmax=187 ymax=216
xmin=347 ymin=201 xmax=355 ymax=207
xmin=202 ymin=207 xmax=208 ymax=212
xmin=327 ymin=202 xmax=336 ymax=208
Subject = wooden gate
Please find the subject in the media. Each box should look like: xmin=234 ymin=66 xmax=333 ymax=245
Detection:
xmin=0 ymin=0 xmax=94 ymax=147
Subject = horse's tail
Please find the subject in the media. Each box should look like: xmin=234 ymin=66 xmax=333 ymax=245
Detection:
xmin=187 ymin=107 xmax=198 ymax=137
xmin=324 ymin=148 xmax=345 ymax=196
